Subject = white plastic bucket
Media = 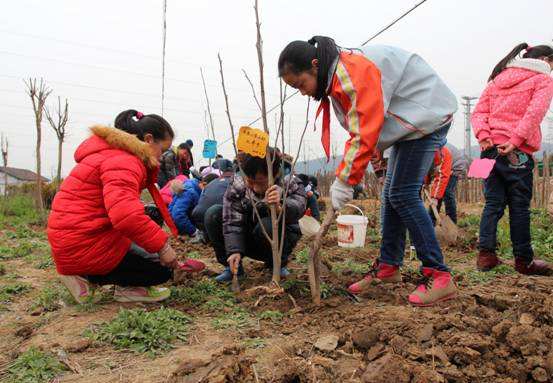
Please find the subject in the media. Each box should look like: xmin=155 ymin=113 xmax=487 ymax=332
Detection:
xmin=336 ymin=204 xmax=368 ymax=248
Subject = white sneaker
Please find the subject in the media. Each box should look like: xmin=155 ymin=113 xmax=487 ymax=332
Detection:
xmin=113 ymin=286 xmax=170 ymax=303
xmin=59 ymin=274 xmax=99 ymax=304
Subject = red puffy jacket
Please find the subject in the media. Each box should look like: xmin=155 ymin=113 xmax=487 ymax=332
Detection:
xmin=47 ymin=125 xmax=177 ymax=276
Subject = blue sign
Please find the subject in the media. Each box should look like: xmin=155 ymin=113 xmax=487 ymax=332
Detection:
xmin=202 ymin=139 xmax=217 ymax=159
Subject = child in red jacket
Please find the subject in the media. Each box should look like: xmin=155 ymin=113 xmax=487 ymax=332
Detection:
xmin=48 ymin=110 xmax=203 ymax=304
xmin=471 ymin=43 xmax=553 ymax=275
xmin=426 ymin=146 xmax=453 ymax=223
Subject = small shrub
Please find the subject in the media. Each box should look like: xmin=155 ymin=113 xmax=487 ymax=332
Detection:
xmin=0 ymin=282 xmax=31 ymax=304
xmin=258 ymin=310 xmax=284 ymax=323
xmin=7 ymin=347 xmax=66 ymax=383
xmin=86 ymin=308 xmax=192 ymax=355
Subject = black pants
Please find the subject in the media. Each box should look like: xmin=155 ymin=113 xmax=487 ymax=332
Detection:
xmin=479 ymin=147 xmax=534 ymax=261
xmin=87 ymin=244 xmax=173 ymax=287
xmin=204 ymin=204 xmax=301 ymax=268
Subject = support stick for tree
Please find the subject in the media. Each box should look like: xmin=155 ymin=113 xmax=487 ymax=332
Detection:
xmin=200 ymin=67 xmax=216 ymax=141
xmin=308 ymin=203 xmax=335 ymax=305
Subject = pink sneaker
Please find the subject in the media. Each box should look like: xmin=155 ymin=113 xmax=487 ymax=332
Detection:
xmin=408 ymin=268 xmax=456 ymax=307
xmin=347 ymin=262 xmax=402 ymax=295
xmin=59 ymin=274 xmax=99 ymax=304
xmin=178 ymin=259 xmax=205 ymax=273
xmin=114 ymin=286 xmax=170 ymax=303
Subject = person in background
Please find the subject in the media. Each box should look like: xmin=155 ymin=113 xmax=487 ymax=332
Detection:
xmin=437 ymin=144 xmax=467 ymax=224
xmin=48 ymin=110 xmax=203 ymax=304
xmin=158 ymin=143 xmax=192 ymax=187
xmin=472 ymin=42 xmax=553 ymax=275
xmin=297 ymin=173 xmax=321 ymax=220
xmin=205 ymin=149 xmax=306 ymax=282
xmin=184 ymin=139 xmax=194 ymax=167
xmin=278 ymin=36 xmax=458 ymax=306
xmin=191 ymin=159 xmax=234 ymax=243
xmin=169 ymin=174 xmax=219 ymax=239
xmin=426 ymin=146 xmax=452 ymax=223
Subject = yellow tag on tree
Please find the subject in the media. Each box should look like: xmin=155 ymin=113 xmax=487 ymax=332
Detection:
xmin=236 ymin=126 xmax=269 ymax=158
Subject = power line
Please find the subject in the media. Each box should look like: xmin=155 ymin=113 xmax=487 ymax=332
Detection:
xmin=360 ymin=0 xmax=429 ymax=46
xmin=0 ymin=51 xmax=281 ymax=96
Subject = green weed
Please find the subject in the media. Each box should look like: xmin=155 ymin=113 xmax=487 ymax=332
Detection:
xmin=333 ymin=259 xmax=370 ymax=275
xmin=243 ymin=337 xmax=266 ymax=349
xmin=294 ymin=247 xmax=309 ymax=265
xmin=0 ymin=282 xmax=31 ymax=304
xmin=169 ymin=278 xmax=233 ymax=306
xmin=86 ymin=307 xmax=192 ymax=355
xmin=455 ymin=264 xmax=515 ymax=286
xmin=258 ymin=310 xmax=284 ymax=323
xmin=211 ymin=306 xmax=252 ymax=330
xmin=7 ymin=347 xmax=66 ymax=383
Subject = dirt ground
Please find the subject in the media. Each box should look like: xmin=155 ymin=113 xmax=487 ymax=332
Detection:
xmin=2 ymin=199 xmax=553 ymax=382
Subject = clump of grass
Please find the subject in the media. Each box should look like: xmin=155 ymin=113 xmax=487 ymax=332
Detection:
xmin=333 ymin=259 xmax=370 ymax=275
xmin=7 ymin=347 xmax=66 ymax=383
xmin=0 ymin=263 xmax=5 ymax=275
xmin=281 ymin=279 xmax=336 ymax=299
xmin=169 ymin=278 xmax=233 ymax=306
xmin=0 ymin=195 xmax=42 ymax=225
xmin=86 ymin=307 xmax=192 ymax=355
xmin=243 ymin=337 xmax=266 ymax=349
xmin=0 ymin=282 xmax=31 ymax=307
xmin=258 ymin=310 xmax=284 ymax=323
xmin=455 ymin=264 xmax=515 ymax=286
xmin=211 ymin=306 xmax=252 ymax=330
xmin=294 ymin=247 xmax=309 ymax=265
xmin=185 ymin=251 xmax=201 ymax=259
xmin=31 ymin=283 xmax=68 ymax=312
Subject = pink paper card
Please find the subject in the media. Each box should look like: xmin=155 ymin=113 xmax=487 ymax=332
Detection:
xmin=468 ymin=158 xmax=496 ymax=179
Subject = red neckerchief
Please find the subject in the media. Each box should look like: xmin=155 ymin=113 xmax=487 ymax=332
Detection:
xmin=315 ymin=96 xmax=331 ymax=161
xmin=147 ymin=167 xmax=179 ymax=237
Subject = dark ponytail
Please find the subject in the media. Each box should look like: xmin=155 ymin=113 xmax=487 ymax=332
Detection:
xmin=278 ymin=36 xmax=339 ymax=101
xmin=489 ymin=43 xmax=553 ymax=81
xmin=114 ymin=109 xmax=174 ymax=142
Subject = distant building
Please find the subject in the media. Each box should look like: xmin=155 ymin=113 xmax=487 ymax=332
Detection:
xmin=0 ymin=167 xmax=50 ymax=194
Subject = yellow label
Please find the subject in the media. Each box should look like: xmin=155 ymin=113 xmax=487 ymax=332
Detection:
xmin=236 ymin=126 xmax=269 ymax=158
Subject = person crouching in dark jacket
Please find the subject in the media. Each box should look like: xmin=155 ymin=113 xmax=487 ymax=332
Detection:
xmin=205 ymin=148 xmax=306 ymax=282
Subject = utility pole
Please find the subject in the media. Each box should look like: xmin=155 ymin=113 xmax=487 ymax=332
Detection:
xmin=462 ymin=96 xmax=478 ymax=159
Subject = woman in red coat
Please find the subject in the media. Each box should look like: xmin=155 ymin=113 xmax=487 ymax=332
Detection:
xmin=48 ymin=110 xmax=201 ymax=303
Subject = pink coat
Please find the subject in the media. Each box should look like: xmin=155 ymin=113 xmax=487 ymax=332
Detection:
xmin=472 ymin=59 xmax=553 ymax=154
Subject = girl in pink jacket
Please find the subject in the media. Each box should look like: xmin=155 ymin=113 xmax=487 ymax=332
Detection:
xmin=471 ymin=43 xmax=553 ymax=275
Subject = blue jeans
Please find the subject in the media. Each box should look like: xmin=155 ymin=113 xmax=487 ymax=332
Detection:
xmin=429 ymin=175 xmax=458 ymax=224
xmin=379 ymin=124 xmax=450 ymax=271
xmin=479 ymin=148 xmax=534 ymax=261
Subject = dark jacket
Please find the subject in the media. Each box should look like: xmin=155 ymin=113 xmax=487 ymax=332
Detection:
xmin=191 ymin=174 xmax=232 ymax=227
xmin=169 ymin=179 xmax=201 ymax=235
xmin=223 ymin=175 xmax=306 ymax=256
xmin=158 ymin=148 xmax=179 ymax=188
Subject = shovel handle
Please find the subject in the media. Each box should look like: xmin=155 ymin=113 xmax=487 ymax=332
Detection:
xmin=423 ymin=189 xmax=441 ymax=224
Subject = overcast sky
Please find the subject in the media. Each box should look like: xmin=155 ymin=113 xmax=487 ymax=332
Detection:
xmin=1 ymin=0 xmax=552 ymax=177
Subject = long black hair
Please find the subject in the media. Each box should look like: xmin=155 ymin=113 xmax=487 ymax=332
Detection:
xmin=278 ymin=36 xmax=339 ymax=101
xmin=114 ymin=109 xmax=175 ymax=141
xmin=489 ymin=43 xmax=553 ymax=81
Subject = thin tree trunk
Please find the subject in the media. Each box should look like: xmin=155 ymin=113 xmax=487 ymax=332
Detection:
xmin=35 ymin=120 xmax=43 ymax=211
xmin=56 ymin=140 xmax=63 ymax=185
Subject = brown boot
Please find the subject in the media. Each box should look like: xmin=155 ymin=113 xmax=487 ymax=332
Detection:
xmin=515 ymin=258 xmax=552 ymax=276
xmin=477 ymin=250 xmax=502 ymax=272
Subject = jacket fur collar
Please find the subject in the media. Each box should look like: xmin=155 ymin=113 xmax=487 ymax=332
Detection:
xmin=90 ymin=125 xmax=159 ymax=169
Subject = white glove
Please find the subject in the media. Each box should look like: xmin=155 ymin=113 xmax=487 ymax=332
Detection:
xmin=330 ymin=178 xmax=353 ymax=211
